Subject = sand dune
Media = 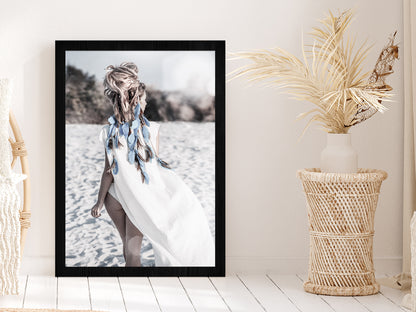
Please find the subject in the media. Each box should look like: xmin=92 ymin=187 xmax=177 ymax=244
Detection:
xmin=65 ymin=122 xmax=215 ymax=267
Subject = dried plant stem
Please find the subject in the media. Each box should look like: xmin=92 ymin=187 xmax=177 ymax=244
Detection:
xmin=229 ymin=9 xmax=398 ymax=134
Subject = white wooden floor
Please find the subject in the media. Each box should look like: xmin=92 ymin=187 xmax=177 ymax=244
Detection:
xmin=0 ymin=274 xmax=408 ymax=312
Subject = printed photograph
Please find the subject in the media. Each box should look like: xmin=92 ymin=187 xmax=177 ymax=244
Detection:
xmin=64 ymin=50 xmax=216 ymax=267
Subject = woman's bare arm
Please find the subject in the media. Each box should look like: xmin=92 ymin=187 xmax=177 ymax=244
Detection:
xmin=91 ymin=149 xmax=114 ymax=218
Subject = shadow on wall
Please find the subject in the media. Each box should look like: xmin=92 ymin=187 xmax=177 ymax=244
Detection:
xmin=65 ymin=65 xmax=215 ymax=124
xmin=23 ymin=46 xmax=55 ymax=258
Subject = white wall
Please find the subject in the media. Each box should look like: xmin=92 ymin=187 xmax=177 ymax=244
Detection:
xmin=0 ymin=0 xmax=403 ymax=275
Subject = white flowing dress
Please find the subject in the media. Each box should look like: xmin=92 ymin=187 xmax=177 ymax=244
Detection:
xmin=99 ymin=121 xmax=215 ymax=266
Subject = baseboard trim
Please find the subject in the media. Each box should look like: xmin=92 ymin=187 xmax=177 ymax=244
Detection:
xmin=225 ymin=256 xmax=402 ymax=275
xmin=20 ymin=255 xmax=55 ymax=275
xmin=19 ymin=255 xmax=402 ymax=276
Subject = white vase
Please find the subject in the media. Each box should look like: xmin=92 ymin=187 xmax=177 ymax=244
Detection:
xmin=320 ymin=133 xmax=358 ymax=173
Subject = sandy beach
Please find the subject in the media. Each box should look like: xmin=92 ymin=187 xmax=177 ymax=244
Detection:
xmin=65 ymin=122 xmax=215 ymax=267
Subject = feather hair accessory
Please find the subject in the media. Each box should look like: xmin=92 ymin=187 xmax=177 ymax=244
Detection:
xmin=105 ymin=103 xmax=170 ymax=184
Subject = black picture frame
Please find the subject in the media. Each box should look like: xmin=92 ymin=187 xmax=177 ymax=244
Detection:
xmin=55 ymin=40 xmax=225 ymax=277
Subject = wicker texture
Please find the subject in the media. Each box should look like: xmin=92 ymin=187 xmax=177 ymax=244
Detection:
xmin=297 ymin=168 xmax=387 ymax=296
xmin=0 ymin=81 xmax=25 ymax=295
xmin=9 ymin=110 xmax=31 ymax=256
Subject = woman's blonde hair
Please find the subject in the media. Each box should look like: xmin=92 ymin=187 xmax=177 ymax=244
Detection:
xmin=104 ymin=62 xmax=145 ymax=123
xmin=103 ymin=62 xmax=170 ymax=183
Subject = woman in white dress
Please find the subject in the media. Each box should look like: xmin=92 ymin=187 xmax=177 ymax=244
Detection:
xmin=90 ymin=62 xmax=215 ymax=267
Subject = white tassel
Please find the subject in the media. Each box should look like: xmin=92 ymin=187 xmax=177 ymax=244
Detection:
xmin=0 ymin=78 xmax=25 ymax=295
xmin=0 ymin=178 xmax=22 ymax=295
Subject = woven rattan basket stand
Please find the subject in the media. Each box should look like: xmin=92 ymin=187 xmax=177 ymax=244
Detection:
xmin=297 ymin=168 xmax=387 ymax=296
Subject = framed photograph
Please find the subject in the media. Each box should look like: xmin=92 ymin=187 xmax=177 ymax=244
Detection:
xmin=55 ymin=40 xmax=225 ymax=276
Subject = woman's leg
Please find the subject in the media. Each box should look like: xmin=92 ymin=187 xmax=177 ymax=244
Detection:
xmin=104 ymin=193 xmax=127 ymax=260
xmin=125 ymin=215 xmax=144 ymax=266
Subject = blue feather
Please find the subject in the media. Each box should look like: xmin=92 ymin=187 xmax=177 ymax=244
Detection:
xmin=107 ymin=125 xmax=114 ymax=140
xmin=132 ymin=120 xmax=139 ymax=130
xmin=134 ymin=103 xmax=141 ymax=119
xmin=142 ymin=126 xmax=150 ymax=141
xmin=105 ymin=138 xmax=111 ymax=155
xmin=143 ymin=116 xmax=150 ymax=127
xmin=158 ymin=158 xmax=171 ymax=169
xmin=128 ymin=150 xmax=135 ymax=164
xmin=143 ymin=171 xmax=149 ymax=184
xmin=114 ymin=134 xmax=118 ymax=148
xmin=138 ymin=158 xmax=144 ymax=170
xmin=122 ymin=123 xmax=129 ymax=140
xmin=128 ymin=133 xmax=135 ymax=146
xmin=108 ymin=115 xmax=116 ymax=125
xmin=112 ymin=158 xmax=119 ymax=174
xmin=106 ymin=109 xmax=155 ymax=184
xmin=137 ymin=158 xmax=149 ymax=184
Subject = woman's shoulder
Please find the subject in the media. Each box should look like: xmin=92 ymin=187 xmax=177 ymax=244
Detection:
xmin=98 ymin=124 xmax=110 ymax=143
xmin=149 ymin=121 xmax=160 ymax=131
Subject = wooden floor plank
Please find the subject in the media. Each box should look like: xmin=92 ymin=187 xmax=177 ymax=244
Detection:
xmin=3 ymin=274 xmax=408 ymax=312
xmin=210 ymin=276 xmax=263 ymax=312
xmin=0 ymin=275 xmax=27 ymax=308
xmin=57 ymin=277 xmax=90 ymax=310
xmin=297 ymin=274 xmax=368 ymax=312
xmin=238 ymin=274 xmax=299 ymax=312
xmin=379 ymin=287 xmax=408 ymax=312
xmin=23 ymin=276 xmax=56 ymax=309
xmin=267 ymin=274 xmax=334 ymax=312
xmin=180 ymin=277 xmax=229 ymax=312
xmin=318 ymin=295 xmax=369 ymax=312
xmin=378 ymin=275 xmax=408 ymax=310
xmin=149 ymin=277 xmax=194 ymax=312
xmin=88 ymin=277 xmax=125 ymax=312
xmin=355 ymin=293 xmax=405 ymax=312
xmin=118 ymin=277 xmax=160 ymax=312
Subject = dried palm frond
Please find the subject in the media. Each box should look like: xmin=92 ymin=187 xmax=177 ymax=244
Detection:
xmin=228 ymin=9 xmax=398 ymax=134
xmin=348 ymin=31 xmax=399 ymax=126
